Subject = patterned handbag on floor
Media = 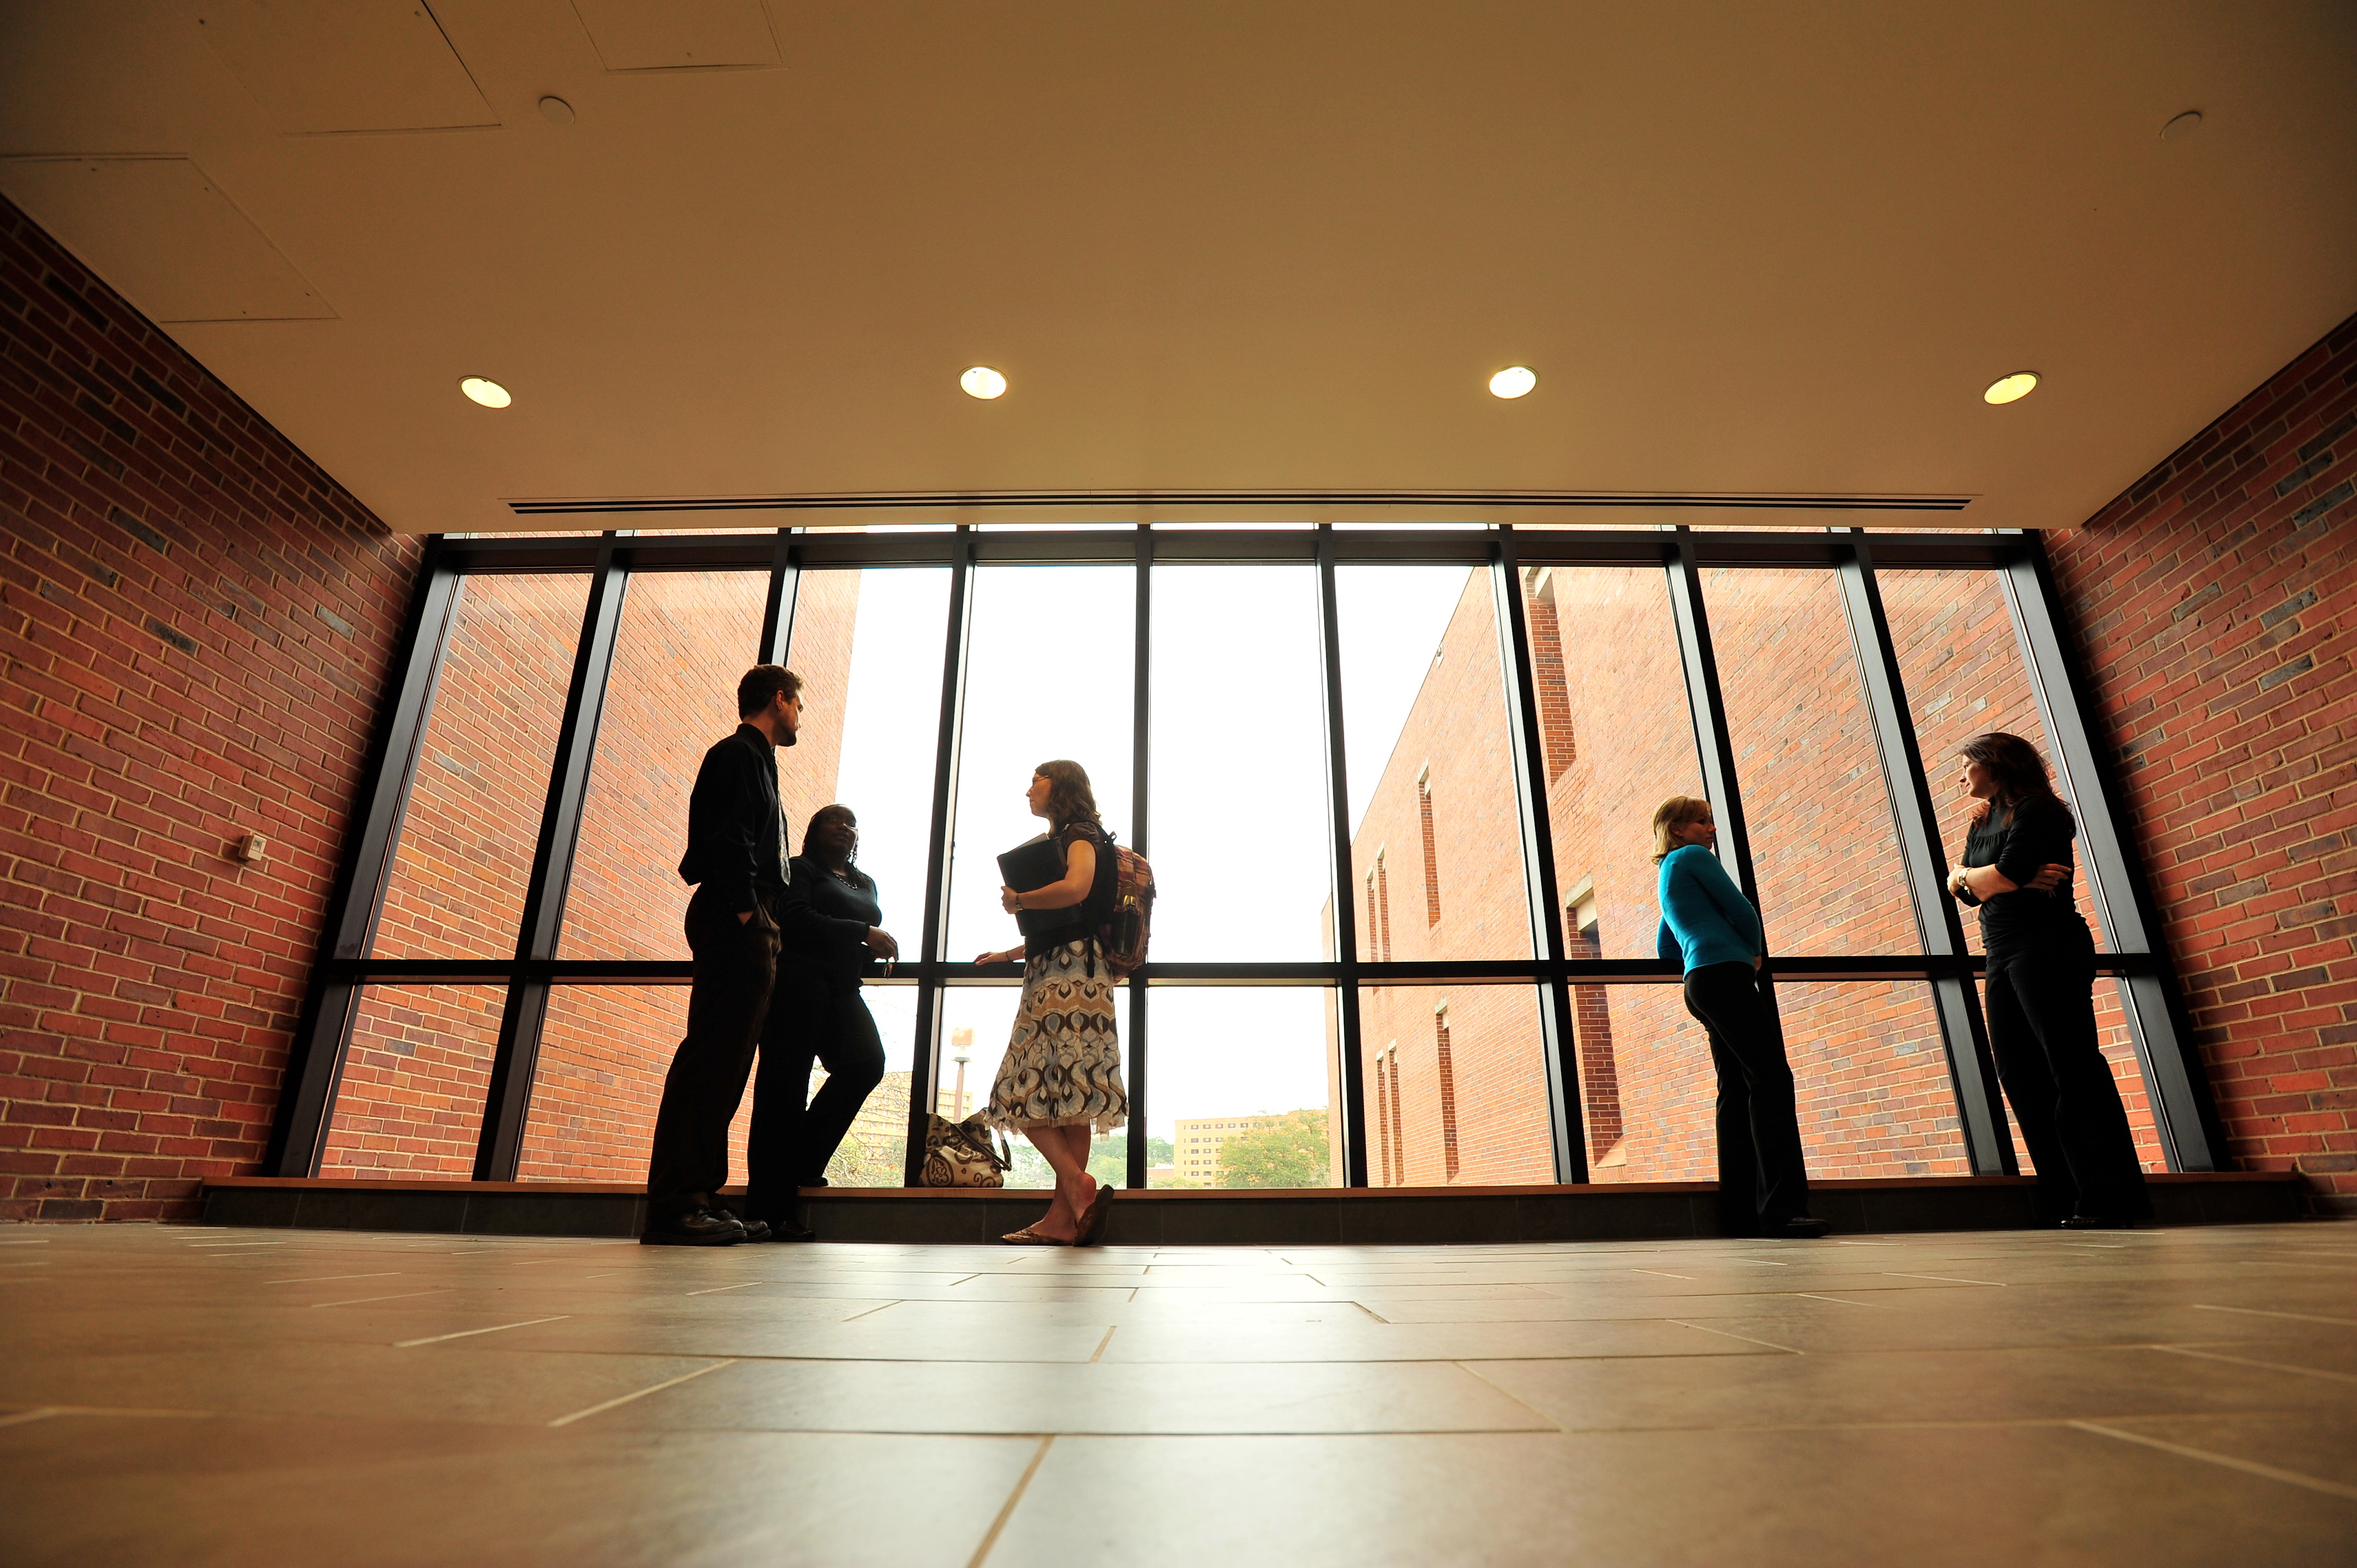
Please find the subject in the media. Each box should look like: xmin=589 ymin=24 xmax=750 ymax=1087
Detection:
xmin=921 ymin=1111 xmax=1013 ymax=1187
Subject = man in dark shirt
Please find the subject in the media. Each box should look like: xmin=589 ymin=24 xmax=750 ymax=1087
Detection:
xmin=643 ymin=665 xmax=898 ymax=1245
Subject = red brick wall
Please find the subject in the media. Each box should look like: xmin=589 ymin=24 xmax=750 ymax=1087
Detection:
xmin=0 ymin=198 xmax=421 ymax=1220
xmin=2046 ymin=312 xmax=2357 ymax=1214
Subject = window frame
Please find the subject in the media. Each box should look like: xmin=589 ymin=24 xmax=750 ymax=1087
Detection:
xmin=263 ymin=519 xmax=2225 ymax=1189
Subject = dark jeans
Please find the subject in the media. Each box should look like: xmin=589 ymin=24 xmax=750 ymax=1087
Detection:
xmin=1986 ymin=928 xmax=2151 ymax=1221
xmin=644 ymin=889 xmax=778 ymax=1222
xmin=746 ymin=983 xmax=888 ymax=1222
xmin=1682 ymin=961 xmax=1813 ymax=1233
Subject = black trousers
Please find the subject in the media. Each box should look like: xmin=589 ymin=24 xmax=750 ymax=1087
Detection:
xmin=1986 ymin=929 xmax=2151 ymax=1221
xmin=746 ymin=983 xmax=888 ymax=1222
xmin=1682 ymin=961 xmax=1813 ymax=1233
xmin=644 ymin=889 xmax=778 ymax=1221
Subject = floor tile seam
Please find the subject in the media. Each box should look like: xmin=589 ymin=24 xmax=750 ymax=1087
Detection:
xmin=2067 ymin=1419 xmax=2357 ymax=1504
xmin=589 ymin=1421 xmax=1565 ymax=1437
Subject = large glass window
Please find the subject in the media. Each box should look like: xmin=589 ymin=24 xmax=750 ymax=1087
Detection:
xmin=1356 ymin=984 xmax=1554 ymax=1186
xmin=946 ymin=565 xmax=1134 ymax=964
xmin=320 ymin=984 xmax=503 ymax=1178
xmin=1151 ymin=566 xmax=1329 ymax=961
xmin=1522 ymin=566 xmax=1706 ymax=958
xmin=1880 ymin=568 xmax=2111 ymax=949
xmin=558 ymin=571 xmax=767 ymax=959
xmin=1154 ymin=988 xmax=1336 ymax=1188
xmin=1336 ymin=566 xmax=1533 ymax=960
xmin=372 ymin=575 xmax=586 ymax=957
xmin=296 ymin=527 xmax=2194 ymax=1197
xmin=1702 ymin=567 xmax=1919 ymax=955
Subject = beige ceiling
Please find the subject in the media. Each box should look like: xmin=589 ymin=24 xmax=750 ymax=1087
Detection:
xmin=2 ymin=1 xmax=2353 ymax=535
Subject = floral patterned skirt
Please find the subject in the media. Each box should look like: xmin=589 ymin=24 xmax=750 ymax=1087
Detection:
xmin=985 ymin=938 xmax=1127 ymax=1134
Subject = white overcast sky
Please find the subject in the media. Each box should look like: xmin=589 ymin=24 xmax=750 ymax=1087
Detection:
xmin=824 ymin=559 xmax=1473 ymax=1140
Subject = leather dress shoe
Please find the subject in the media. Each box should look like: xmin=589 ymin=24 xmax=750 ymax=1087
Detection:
xmin=1767 ymin=1216 xmax=1832 ymax=1239
xmin=640 ymin=1207 xmax=746 ymax=1246
xmin=711 ymin=1210 xmax=771 ymax=1243
xmin=2059 ymin=1213 xmax=2135 ymax=1230
xmin=755 ymin=1218 xmax=817 ymax=1242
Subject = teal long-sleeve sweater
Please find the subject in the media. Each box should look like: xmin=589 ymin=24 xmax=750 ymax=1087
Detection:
xmin=1655 ymin=844 xmax=1763 ymax=972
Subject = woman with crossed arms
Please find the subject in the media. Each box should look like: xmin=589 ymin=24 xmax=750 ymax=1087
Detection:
xmin=1946 ymin=732 xmax=2150 ymax=1229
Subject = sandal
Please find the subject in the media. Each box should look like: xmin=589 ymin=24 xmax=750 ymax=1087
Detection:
xmin=1002 ymin=1225 xmax=1075 ymax=1245
xmin=1076 ymin=1183 xmax=1112 ymax=1248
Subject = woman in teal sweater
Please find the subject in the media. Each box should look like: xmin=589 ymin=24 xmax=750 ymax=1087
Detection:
xmin=1655 ymin=795 xmax=1828 ymax=1240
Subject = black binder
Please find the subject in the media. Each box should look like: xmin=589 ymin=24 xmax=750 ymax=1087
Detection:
xmin=998 ymin=834 xmax=1069 ymax=939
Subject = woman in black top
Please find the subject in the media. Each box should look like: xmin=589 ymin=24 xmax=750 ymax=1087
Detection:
xmin=746 ymin=805 xmax=889 ymax=1226
xmin=1945 ymin=732 xmax=2150 ymax=1227
xmin=975 ymin=760 xmax=1128 ymax=1246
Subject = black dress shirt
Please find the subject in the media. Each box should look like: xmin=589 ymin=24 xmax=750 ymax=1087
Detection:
xmin=676 ymin=724 xmax=870 ymax=949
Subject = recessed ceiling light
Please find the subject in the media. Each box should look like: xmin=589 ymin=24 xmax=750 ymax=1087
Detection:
xmin=2161 ymin=109 xmax=2202 ymax=141
xmin=538 ymin=96 xmax=576 ymax=126
xmin=1983 ymin=371 xmax=2039 ymax=406
xmin=460 ymin=377 xmax=512 ymax=409
xmin=961 ymin=366 xmax=1007 ymax=400
xmin=1488 ymin=366 xmax=1538 ymax=399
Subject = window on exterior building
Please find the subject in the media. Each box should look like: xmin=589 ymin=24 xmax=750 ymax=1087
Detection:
xmin=1417 ymin=764 xmax=1442 ymax=927
xmin=1376 ymin=849 xmax=1393 ymax=960
xmin=1434 ymin=1002 xmax=1460 ymax=1180
xmin=1566 ymin=894 xmax=1625 ymax=1167
xmin=1336 ymin=565 xmax=1534 ymax=961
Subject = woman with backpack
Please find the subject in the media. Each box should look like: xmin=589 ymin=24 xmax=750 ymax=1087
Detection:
xmin=1946 ymin=731 xmax=2150 ymax=1228
xmin=975 ymin=759 xmax=1128 ymax=1246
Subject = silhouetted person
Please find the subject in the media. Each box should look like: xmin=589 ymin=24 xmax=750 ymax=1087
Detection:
xmin=1653 ymin=795 xmax=1829 ymax=1240
xmin=642 ymin=666 xmax=896 ymax=1246
xmin=744 ymin=805 xmax=891 ymax=1236
xmin=1948 ymin=732 xmax=2150 ymax=1228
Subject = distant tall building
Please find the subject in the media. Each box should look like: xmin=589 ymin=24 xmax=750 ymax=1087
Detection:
xmin=1172 ymin=1114 xmax=1287 ymax=1183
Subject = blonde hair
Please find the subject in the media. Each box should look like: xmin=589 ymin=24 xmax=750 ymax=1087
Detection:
xmin=1651 ymin=796 xmax=1712 ymax=864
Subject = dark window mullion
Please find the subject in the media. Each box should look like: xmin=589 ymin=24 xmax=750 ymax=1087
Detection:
xmin=266 ymin=539 xmax=463 ymax=1176
xmin=2002 ymin=537 xmax=2226 ymax=1171
xmin=474 ymin=534 xmax=631 ymax=1180
xmin=1128 ymin=527 xmax=1151 ymax=1189
xmin=1835 ymin=532 xmax=2014 ymax=1175
xmin=1315 ymin=524 xmax=1371 ymax=1187
xmin=904 ymin=527 xmax=978 ymax=1184
xmin=1490 ymin=528 xmax=1587 ymax=1183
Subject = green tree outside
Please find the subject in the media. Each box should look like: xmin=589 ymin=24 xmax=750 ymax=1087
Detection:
xmin=1217 ymin=1110 xmax=1331 ymax=1188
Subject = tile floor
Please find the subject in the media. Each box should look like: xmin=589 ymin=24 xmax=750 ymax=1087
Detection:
xmin=2 ymin=1222 xmax=2353 ymax=1565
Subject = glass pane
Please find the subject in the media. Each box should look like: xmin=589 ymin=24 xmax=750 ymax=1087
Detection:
xmin=1150 ymin=988 xmax=1336 ymax=1188
xmin=1701 ymin=568 xmax=1918 ymax=954
xmin=1356 ymin=984 xmax=1555 ymax=1184
xmin=1985 ymin=976 xmax=2168 ymax=1175
xmin=1566 ymin=981 xmax=1701 ymax=1179
xmin=810 ymin=984 xmax=921 ymax=1187
xmin=946 ymin=565 xmax=1134 ymax=963
xmin=372 ymin=575 xmax=587 ymax=957
xmin=1521 ymin=566 xmax=1706 ymax=960
xmin=521 ymin=986 xmax=703 ymax=1181
xmin=783 ymin=568 xmax=951 ymax=963
xmin=1880 ymin=568 xmax=2111 ymax=950
xmin=320 ymin=984 xmax=502 ymax=1177
xmin=1778 ymin=979 xmax=1969 ymax=1176
xmin=1569 ymin=979 xmax=1968 ymax=1181
xmin=558 ymin=571 xmax=767 ymax=958
xmin=1336 ymin=566 xmax=1533 ymax=961
xmin=1150 ymin=566 xmax=1329 ymax=961
xmin=936 ymin=984 xmax=1129 ymax=1188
